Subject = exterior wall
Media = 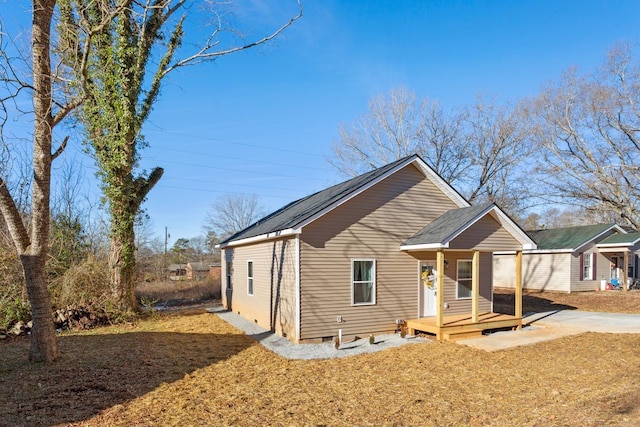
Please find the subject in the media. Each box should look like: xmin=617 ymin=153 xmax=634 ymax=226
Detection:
xmin=571 ymin=248 xmax=601 ymax=292
xmin=450 ymin=215 xmax=522 ymax=251
xmin=493 ymin=252 xmax=572 ymax=292
xmin=221 ymin=237 xmax=297 ymax=339
xmin=299 ymin=164 xmax=461 ymax=341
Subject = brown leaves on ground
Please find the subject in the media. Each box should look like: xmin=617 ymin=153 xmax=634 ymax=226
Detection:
xmin=1 ymin=296 xmax=640 ymax=427
xmin=494 ymin=288 xmax=640 ymax=314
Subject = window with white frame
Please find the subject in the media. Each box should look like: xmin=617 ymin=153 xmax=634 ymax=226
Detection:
xmin=582 ymin=252 xmax=594 ymax=280
xmin=457 ymin=260 xmax=473 ymax=299
xmin=352 ymin=259 xmax=375 ymax=305
xmin=247 ymin=261 xmax=254 ymax=296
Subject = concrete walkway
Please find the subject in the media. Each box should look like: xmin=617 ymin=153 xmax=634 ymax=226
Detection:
xmin=458 ymin=310 xmax=640 ymax=351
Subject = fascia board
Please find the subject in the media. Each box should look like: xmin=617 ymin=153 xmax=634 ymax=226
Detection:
xmin=400 ymin=242 xmax=449 ymax=251
xmin=218 ymin=228 xmax=299 ymax=249
xmin=574 ymin=224 xmax=628 ymax=253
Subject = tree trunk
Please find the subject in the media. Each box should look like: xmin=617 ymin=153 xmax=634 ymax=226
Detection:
xmin=21 ymin=254 xmax=59 ymax=361
xmin=27 ymin=0 xmax=59 ymax=362
xmin=109 ymin=209 xmax=138 ymax=311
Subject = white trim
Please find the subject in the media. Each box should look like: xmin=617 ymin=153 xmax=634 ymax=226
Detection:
xmin=401 ymin=205 xmax=537 ymax=252
xmin=456 ymin=259 xmax=473 ymax=300
xmin=574 ymin=224 xmax=627 ymax=252
xmin=295 ymin=235 xmax=301 ymax=342
xmin=495 ymin=249 xmax=576 ymax=255
xmin=219 ymin=228 xmax=299 ymax=249
xmin=582 ymin=252 xmax=595 ymax=281
xmin=441 ymin=205 xmax=536 ymax=250
xmin=597 ymin=236 xmax=640 ymax=248
xmin=410 ymin=158 xmax=470 ymax=208
xmin=400 ymin=242 xmax=449 ymax=251
xmin=351 ymin=259 xmax=376 ymax=306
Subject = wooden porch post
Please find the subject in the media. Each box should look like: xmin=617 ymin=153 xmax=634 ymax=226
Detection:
xmin=436 ymin=250 xmax=445 ymax=328
xmin=515 ymin=250 xmax=523 ymax=330
xmin=472 ymin=250 xmax=480 ymax=323
xmin=623 ymin=251 xmax=629 ymax=292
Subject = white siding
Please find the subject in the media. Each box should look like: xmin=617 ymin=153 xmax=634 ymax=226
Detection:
xmin=493 ymin=252 xmax=572 ymax=292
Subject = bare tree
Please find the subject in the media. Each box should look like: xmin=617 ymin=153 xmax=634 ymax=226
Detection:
xmin=204 ymin=193 xmax=265 ymax=239
xmin=329 ymin=87 xmax=468 ymax=183
xmin=329 ymin=88 xmax=534 ymax=217
xmin=530 ymin=43 xmax=640 ymax=230
xmin=460 ymin=95 xmax=536 ymax=216
xmin=0 ymin=1 xmax=79 ymax=361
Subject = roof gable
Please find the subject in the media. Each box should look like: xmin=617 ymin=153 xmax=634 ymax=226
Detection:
xmin=528 ymin=223 xmax=623 ymax=251
xmin=401 ymin=204 xmax=536 ymax=251
xmin=598 ymin=232 xmax=640 ymax=247
xmin=221 ymin=154 xmax=470 ymax=247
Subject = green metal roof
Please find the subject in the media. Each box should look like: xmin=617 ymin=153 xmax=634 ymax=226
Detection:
xmin=528 ymin=223 xmax=618 ymax=250
xmin=599 ymin=232 xmax=640 ymax=246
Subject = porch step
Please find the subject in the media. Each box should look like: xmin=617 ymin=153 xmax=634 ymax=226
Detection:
xmin=443 ymin=328 xmax=483 ymax=341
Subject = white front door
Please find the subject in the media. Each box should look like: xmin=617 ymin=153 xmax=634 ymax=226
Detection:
xmin=420 ymin=261 xmax=437 ymax=317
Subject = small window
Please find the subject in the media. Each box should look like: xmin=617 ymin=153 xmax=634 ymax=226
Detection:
xmin=457 ymin=260 xmax=472 ymax=299
xmin=352 ymin=260 xmax=375 ymax=305
xmin=582 ymin=252 xmax=594 ymax=281
xmin=226 ymin=261 xmax=232 ymax=290
xmin=247 ymin=261 xmax=254 ymax=296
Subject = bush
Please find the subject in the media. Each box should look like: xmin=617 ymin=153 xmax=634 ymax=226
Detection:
xmin=50 ymin=254 xmax=111 ymax=309
xmin=0 ymin=248 xmax=29 ymax=332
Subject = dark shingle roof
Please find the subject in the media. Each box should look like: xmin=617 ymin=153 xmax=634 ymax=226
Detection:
xmin=528 ymin=223 xmax=617 ymax=250
xmin=402 ymin=204 xmax=494 ymax=247
xmin=221 ymin=155 xmax=421 ymax=245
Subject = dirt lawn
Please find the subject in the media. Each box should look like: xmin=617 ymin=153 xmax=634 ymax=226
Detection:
xmin=1 ymin=292 xmax=640 ymax=426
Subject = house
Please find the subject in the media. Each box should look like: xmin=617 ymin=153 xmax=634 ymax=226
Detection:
xmin=493 ymin=223 xmax=638 ymax=292
xmin=219 ymin=155 xmax=536 ymax=343
xmin=168 ymin=264 xmax=187 ymax=281
xmin=186 ymin=262 xmax=211 ymax=280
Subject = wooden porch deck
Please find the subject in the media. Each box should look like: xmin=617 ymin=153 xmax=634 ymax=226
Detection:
xmin=406 ymin=312 xmax=522 ymax=342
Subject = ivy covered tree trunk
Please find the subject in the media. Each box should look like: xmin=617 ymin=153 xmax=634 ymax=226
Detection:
xmin=108 ymin=212 xmax=137 ymax=310
xmin=56 ymin=1 xmax=301 ymax=313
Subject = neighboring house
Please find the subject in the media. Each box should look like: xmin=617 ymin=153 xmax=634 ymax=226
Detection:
xmin=219 ymin=155 xmax=535 ymax=343
xmin=493 ymin=223 xmax=639 ymax=292
xmin=186 ymin=262 xmax=211 ymax=280
xmin=168 ymin=264 xmax=187 ymax=281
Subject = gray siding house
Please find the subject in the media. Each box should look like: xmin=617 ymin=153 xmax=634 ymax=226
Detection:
xmin=219 ymin=155 xmax=535 ymax=343
xmin=493 ymin=224 xmax=639 ymax=292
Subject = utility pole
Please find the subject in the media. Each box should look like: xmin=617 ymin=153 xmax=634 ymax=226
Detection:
xmin=164 ymin=227 xmax=170 ymax=281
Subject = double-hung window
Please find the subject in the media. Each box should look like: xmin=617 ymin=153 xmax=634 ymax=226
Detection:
xmin=582 ymin=252 xmax=594 ymax=280
xmin=247 ymin=261 xmax=254 ymax=296
xmin=457 ymin=260 xmax=473 ymax=299
xmin=352 ymin=259 xmax=375 ymax=305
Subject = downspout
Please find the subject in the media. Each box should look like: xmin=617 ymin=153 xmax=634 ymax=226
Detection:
xmin=295 ymin=235 xmax=301 ymax=342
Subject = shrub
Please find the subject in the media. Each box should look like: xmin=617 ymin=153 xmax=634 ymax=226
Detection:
xmin=0 ymin=248 xmax=29 ymax=331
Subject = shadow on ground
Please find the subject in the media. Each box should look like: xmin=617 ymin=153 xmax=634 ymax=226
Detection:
xmin=493 ymin=292 xmax=576 ymax=315
xmin=0 ymin=329 xmax=253 ymax=426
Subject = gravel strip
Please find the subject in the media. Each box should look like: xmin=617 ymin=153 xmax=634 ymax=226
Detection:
xmin=206 ymin=306 xmax=428 ymax=359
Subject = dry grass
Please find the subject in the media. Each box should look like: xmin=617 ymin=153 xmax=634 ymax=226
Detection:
xmin=494 ymin=288 xmax=640 ymax=314
xmin=1 ymin=293 xmax=640 ymax=426
xmin=135 ymin=279 xmax=220 ymax=306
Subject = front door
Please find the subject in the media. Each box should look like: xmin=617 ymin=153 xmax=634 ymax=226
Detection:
xmin=420 ymin=261 xmax=437 ymax=317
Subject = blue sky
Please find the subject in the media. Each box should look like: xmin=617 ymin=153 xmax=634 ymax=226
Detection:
xmin=3 ymin=0 xmax=640 ymax=246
